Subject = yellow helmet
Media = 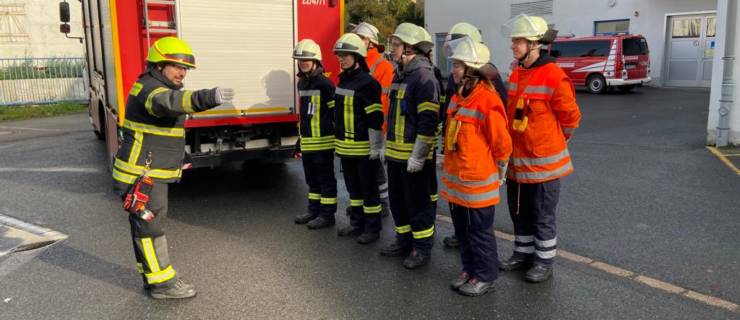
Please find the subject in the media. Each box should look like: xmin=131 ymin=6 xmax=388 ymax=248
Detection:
xmin=391 ymin=22 xmax=427 ymax=46
xmin=146 ymin=36 xmax=196 ymax=69
xmin=447 ymin=22 xmax=482 ymax=43
xmin=507 ymin=14 xmax=549 ymax=41
xmin=334 ymin=33 xmax=367 ymax=57
xmin=293 ymin=39 xmax=322 ymax=62
xmin=448 ymin=36 xmax=490 ymax=69
xmin=352 ymin=22 xmax=380 ymax=45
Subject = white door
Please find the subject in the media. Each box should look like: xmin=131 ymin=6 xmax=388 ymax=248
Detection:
xmin=177 ymin=0 xmax=296 ymax=118
xmin=665 ymin=14 xmax=716 ymax=87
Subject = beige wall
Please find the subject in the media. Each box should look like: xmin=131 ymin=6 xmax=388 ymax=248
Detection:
xmin=0 ymin=0 xmax=84 ymax=58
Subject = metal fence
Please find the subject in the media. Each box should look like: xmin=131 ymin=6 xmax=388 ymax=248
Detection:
xmin=0 ymin=57 xmax=88 ymax=106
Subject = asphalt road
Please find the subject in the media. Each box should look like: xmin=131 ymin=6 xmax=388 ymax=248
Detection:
xmin=0 ymin=86 xmax=738 ymax=319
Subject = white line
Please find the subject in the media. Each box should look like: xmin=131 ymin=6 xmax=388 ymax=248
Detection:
xmin=0 ymin=167 xmax=101 ymax=173
xmin=0 ymin=126 xmax=65 ymax=132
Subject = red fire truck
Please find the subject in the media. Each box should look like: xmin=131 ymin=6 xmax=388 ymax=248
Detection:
xmin=59 ymin=0 xmax=344 ymax=169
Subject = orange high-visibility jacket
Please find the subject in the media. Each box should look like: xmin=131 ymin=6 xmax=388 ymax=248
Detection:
xmin=506 ymin=60 xmax=581 ymax=184
xmin=366 ymin=47 xmax=394 ymax=132
xmin=441 ymin=82 xmax=512 ymax=208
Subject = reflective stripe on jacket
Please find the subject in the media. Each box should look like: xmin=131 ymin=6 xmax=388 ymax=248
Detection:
xmin=298 ymin=67 xmax=336 ymax=152
xmin=334 ymin=67 xmax=383 ymax=157
xmin=506 ymin=59 xmax=581 ymax=183
xmin=441 ymin=82 xmax=512 ymax=208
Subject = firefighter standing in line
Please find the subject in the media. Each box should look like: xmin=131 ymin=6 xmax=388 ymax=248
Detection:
xmin=351 ymin=22 xmax=394 ymax=217
xmin=333 ymin=33 xmax=385 ymax=244
xmin=380 ymin=23 xmax=440 ymax=269
xmin=440 ymin=22 xmax=509 ymax=249
xmin=442 ymin=37 xmax=511 ymax=297
xmin=112 ymin=36 xmax=234 ymax=299
xmin=291 ymin=39 xmax=338 ymax=230
xmin=499 ymin=15 xmax=582 ymax=283
xmin=418 ymin=27 xmax=443 ymax=213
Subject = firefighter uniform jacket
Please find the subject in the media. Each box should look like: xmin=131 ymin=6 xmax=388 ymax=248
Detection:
xmin=112 ymin=69 xmax=220 ymax=192
xmin=366 ymin=47 xmax=394 ymax=132
xmin=441 ymin=82 xmax=512 ymax=208
xmin=385 ymin=56 xmax=440 ymax=161
xmin=298 ymin=66 xmax=336 ymax=153
xmin=506 ymin=54 xmax=581 ymax=183
xmin=334 ymin=67 xmax=383 ymax=157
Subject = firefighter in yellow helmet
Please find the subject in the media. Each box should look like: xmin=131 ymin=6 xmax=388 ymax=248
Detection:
xmin=380 ymin=23 xmax=440 ymax=269
xmin=499 ymin=15 xmax=581 ymax=283
xmin=333 ymin=33 xmax=385 ymax=244
xmin=291 ymin=39 xmax=338 ymax=230
xmin=113 ymin=36 xmax=234 ymax=299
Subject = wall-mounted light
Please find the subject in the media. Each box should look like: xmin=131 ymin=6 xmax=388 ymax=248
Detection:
xmin=634 ymin=11 xmax=639 ymax=17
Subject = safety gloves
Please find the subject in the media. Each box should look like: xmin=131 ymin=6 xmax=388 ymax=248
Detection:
xmin=368 ymin=128 xmax=384 ymax=160
xmin=214 ymin=87 xmax=235 ymax=104
xmin=407 ymin=138 xmax=432 ymax=173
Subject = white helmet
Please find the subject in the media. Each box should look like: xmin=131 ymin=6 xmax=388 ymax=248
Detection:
xmin=352 ymin=22 xmax=380 ymax=45
xmin=446 ymin=36 xmax=490 ymax=69
xmin=502 ymin=14 xmax=549 ymax=41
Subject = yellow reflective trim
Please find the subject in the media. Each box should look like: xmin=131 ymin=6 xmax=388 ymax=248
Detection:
xmin=418 ymin=102 xmax=440 ymax=113
xmin=112 ymin=168 xmax=138 ymax=184
xmin=310 ymin=95 xmax=321 ymax=137
xmin=364 ymin=103 xmax=382 ymax=114
xmin=129 ymin=82 xmax=143 ymax=97
xmin=350 ymin=199 xmax=364 ymax=206
xmin=348 ymin=96 xmax=355 ymax=139
xmin=145 ymin=87 xmax=169 ymax=117
xmin=146 ymin=265 xmax=176 ymax=285
xmin=430 ymin=194 xmax=439 ymax=202
xmin=417 ymin=134 xmax=435 ymax=144
xmin=128 ymin=131 xmax=144 ymax=165
xmin=320 ymin=197 xmax=338 ymax=205
xmin=412 ymin=226 xmax=435 ymax=239
xmin=363 ymin=205 xmax=382 ymax=214
xmin=327 ymin=101 xmax=335 ymax=109
xmin=395 ymin=225 xmax=411 ymax=234
xmin=182 ymin=90 xmax=194 ymax=113
xmin=123 ymin=120 xmax=185 ymax=137
xmin=136 ymin=262 xmax=144 ymax=273
xmin=308 ymin=192 xmax=321 ymax=200
xmin=114 ymin=159 xmax=182 ymax=180
xmin=141 ymin=237 xmax=160 ymax=272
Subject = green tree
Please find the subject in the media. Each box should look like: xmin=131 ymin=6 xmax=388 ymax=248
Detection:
xmin=344 ymin=0 xmax=424 ymax=46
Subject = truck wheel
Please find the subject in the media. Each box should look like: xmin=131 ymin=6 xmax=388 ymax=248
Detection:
xmin=587 ymin=74 xmax=606 ymax=94
xmin=618 ymin=85 xmax=635 ymax=93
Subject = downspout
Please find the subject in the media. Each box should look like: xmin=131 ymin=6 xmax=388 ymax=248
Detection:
xmin=717 ymin=0 xmax=736 ymax=147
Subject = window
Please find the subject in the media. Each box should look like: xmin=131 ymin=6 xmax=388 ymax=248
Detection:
xmin=550 ymin=41 xmax=611 ymax=58
xmin=671 ymin=17 xmax=701 ymax=38
xmin=594 ymin=19 xmax=629 ymax=35
xmin=622 ymin=37 xmax=648 ymax=56
xmin=706 ymin=16 xmax=716 ymax=37
xmin=0 ymin=4 xmax=29 ymax=43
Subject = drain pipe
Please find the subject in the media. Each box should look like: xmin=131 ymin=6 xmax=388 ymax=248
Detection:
xmin=717 ymin=0 xmax=737 ymax=147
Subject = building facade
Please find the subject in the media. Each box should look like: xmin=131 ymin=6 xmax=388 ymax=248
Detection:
xmin=0 ymin=0 xmax=84 ymax=58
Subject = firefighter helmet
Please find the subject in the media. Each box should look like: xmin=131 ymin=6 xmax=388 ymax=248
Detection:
xmin=447 ymin=22 xmax=482 ymax=43
xmin=352 ymin=22 xmax=380 ymax=45
xmin=504 ymin=14 xmax=549 ymax=41
xmin=146 ymin=36 xmax=196 ymax=69
xmin=293 ymin=39 xmax=322 ymax=62
xmin=447 ymin=36 xmax=490 ymax=69
xmin=334 ymin=33 xmax=367 ymax=57
xmin=391 ymin=22 xmax=427 ymax=46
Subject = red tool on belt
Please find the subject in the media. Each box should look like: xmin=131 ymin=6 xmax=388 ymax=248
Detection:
xmin=122 ymin=153 xmax=156 ymax=221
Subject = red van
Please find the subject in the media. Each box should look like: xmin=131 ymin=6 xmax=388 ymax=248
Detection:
xmin=547 ymin=34 xmax=651 ymax=93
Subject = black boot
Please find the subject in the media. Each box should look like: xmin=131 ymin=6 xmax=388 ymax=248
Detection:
xmin=499 ymin=254 xmax=533 ymax=271
xmin=379 ymin=240 xmax=412 ymax=257
xmin=402 ymin=250 xmax=430 ymax=269
xmin=337 ymin=225 xmax=362 ymax=237
xmin=356 ymin=232 xmax=380 ymax=244
xmin=525 ymin=263 xmax=553 ymax=283
xmin=443 ymin=235 xmax=459 ymax=248
xmin=307 ymin=216 xmax=335 ymax=230
xmin=457 ymin=277 xmax=494 ymax=297
xmin=294 ymin=212 xmax=317 ymax=224
xmin=149 ymin=278 xmax=197 ymax=299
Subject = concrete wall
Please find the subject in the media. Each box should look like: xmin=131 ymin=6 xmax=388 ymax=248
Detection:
xmin=425 ymin=0 xmax=717 ymax=84
xmin=707 ymin=0 xmax=740 ymax=146
xmin=0 ymin=0 xmax=84 ymax=58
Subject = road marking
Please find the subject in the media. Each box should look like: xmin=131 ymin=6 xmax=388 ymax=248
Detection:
xmin=435 ymin=214 xmax=740 ymax=314
xmin=706 ymin=146 xmax=740 ymax=175
xmin=0 ymin=126 xmax=64 ymax=132
xmin=0 ymin=167 xmax=101 ymax=173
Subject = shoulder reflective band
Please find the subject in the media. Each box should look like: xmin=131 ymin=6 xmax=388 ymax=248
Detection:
xmin=144 ymin=87 xmax=169 ymax=117
xmin=335 ymin=87 xmax=355 ymax=97
xmin=299 ymin=90 xmax=321 ymax=96
xmin=130 ymin=82 xmax=143 ymax=96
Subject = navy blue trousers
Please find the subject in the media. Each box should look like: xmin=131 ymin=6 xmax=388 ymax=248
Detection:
xmin=450 ymin=204 xmax=499 ymax=282
xmin=506 ymin=179 xmax=560 ymax=266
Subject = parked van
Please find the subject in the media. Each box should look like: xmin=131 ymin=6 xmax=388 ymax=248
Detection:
xmin=547 ymin=34 xmax=651 ymax=93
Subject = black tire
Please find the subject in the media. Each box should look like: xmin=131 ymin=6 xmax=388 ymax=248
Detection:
xmin=587 ymin=74 xmax=607 ymax=94
xmin=618 ymin=85 xmax=635 ymax=93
